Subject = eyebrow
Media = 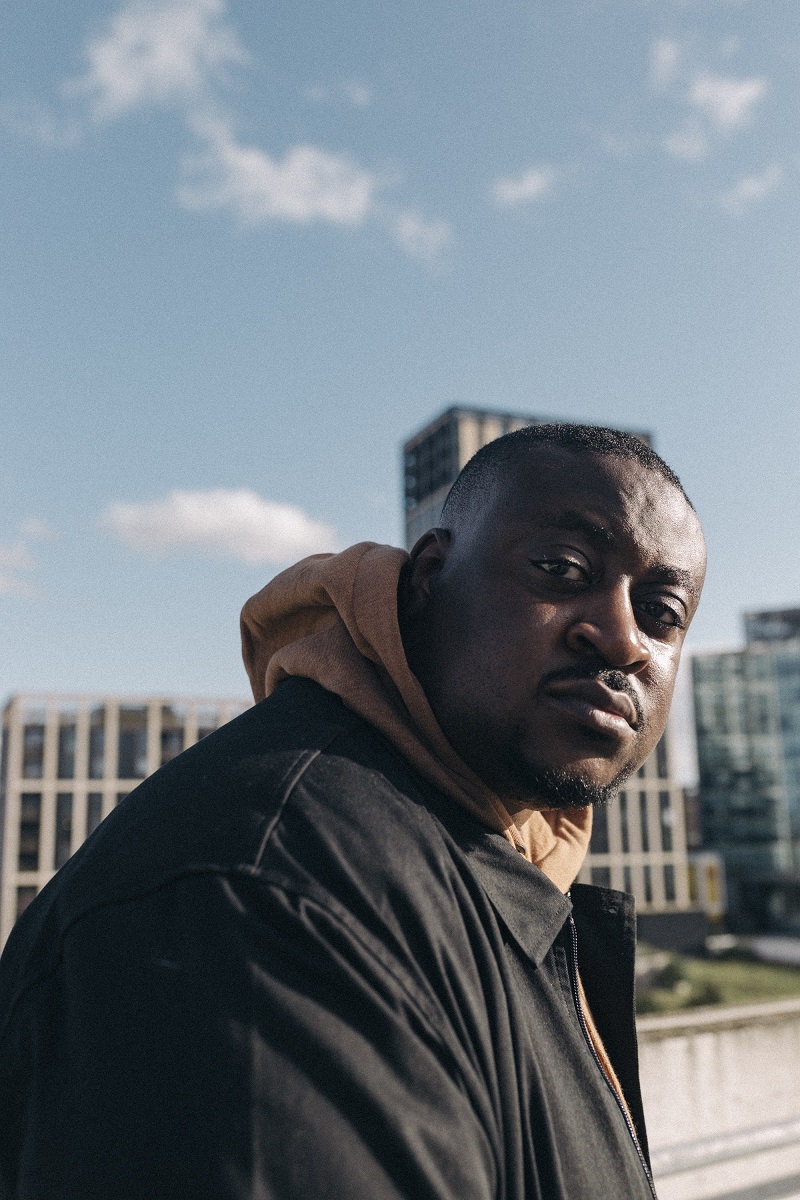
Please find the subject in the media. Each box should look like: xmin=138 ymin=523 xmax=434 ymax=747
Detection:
xmin=642 ymin=564 xmax=700 ymax=599
xmin=543 ymin=511 xmax=616 ymax=546
xmin=535 ymin=516 xmax=700 ymax=598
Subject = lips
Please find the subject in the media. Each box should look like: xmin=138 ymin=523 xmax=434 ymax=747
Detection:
xmin=543 ymin=678 xmax=640 ymax=737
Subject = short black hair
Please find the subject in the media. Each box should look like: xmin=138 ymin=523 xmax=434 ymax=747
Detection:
xmin=441 ymin=422 xmax=693 ymax=525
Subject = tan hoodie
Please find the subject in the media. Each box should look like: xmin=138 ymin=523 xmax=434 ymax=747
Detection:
xmin=240 ymin=541 xmax=632 ymax=1117
xmin=240 ymin=541 xmax=592 ymax=892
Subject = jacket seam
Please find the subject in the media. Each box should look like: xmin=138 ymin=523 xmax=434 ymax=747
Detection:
xmin=0 ymin=862 xmax=463 ymax=1085
xmin=252 ymin=742 xmax=328 ymax=867
xmin=241 ymin=868 xmax=451 ymax=1034
xmin=249 ymin=701 xmax=367 ymax=868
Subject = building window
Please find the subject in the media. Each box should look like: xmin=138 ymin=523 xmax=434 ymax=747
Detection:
xmin=623 ymin=866 xmax=632 ymax=895
xmin=659 ymin=791 xmax=674 ymax=852
xmin=643 ymin=864 xmax=653 ymax=904
xmin=87 ymin=792 xmax=104 ymax=836
xmin=639 ymin=792 xmax=650 ymax=853
xmin=619 ymin=791 xmax=629 ymax=853
xmin=713 ymin=700 xmax=729 ymax=735
xmin=118 ymin=707 xmax=148 ymax=779
xmin=404 ymin=422 xmax=458 ymax=508
xmin=16 ymin=886 xmax=37 ymax=920
xmin=705 ymin=861 xmax=721 ymax=907
xmin=636 ymin=764 xmax=646 ymax=779
xmin=656 ymin=737 xmax=669 ymax=779
xmin=664 ymin=864 xmax=676 ymax=903
xmin=160 ymin=706 xmax=185 ymax=766
xmin=590 ymin=805 xmax=609 ymax=854
xmin=116 ymin=791 xmax=129 ymax=806
xmin=591 ymin=866 xmax=611 ymax=888
xmin=196 ymin=708 xmax=220 ymax=741
xmin=746 ymin=692 xmax=772 ymax=736
xmin=88 ymin=707 xmax=106 ymax=780
xmin=54 ymin=792 xmax=73 ymax=869
xmin=1 ymin=725 xmax=9 ymax=788
xmin=22 ymin=723 xmax=45 ymax=779
xmin=18 ymin=793 xmax=42 ymax=871
xmin=57 ymin=722 xmax=76 ymax=779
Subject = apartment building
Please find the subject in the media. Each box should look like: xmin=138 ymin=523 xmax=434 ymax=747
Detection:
xmin=0 ymin=693 xmax=249 ymax=946
xmin=574 ymin=726 xmax=704 ymax=945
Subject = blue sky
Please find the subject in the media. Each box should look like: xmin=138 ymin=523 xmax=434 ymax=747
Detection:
xmin=1 ymin=0 xmax=799 ymax=714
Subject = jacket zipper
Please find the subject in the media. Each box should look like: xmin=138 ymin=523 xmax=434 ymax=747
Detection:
xmin=568 ymin=913 xmax=658 ymax=1200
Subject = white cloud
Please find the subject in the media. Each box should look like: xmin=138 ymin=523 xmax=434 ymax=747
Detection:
xmin=650 ymin=39 xmax=680 ymax=91
xmin=0 ymin=541 xmax=40 ymax=598
xmin=665 ymin=118 xmax=709 ymax=161
xmin=0 ymin=575 xmax=39 ymax=598
xmin=491 ymin=166 xmax=557 ymax=208
xmin=688 ymin=72 xmax=767 ymax=131
xmin=100 ymin=488 xmax=337 ymax=564
xmin=177 ymin=114 xmax=381 ymax=225
xmin=720 ymin=163 xmax=782 ymax=215
xmin=0 ymin=543 xmax=37 ymax=573
xmin=19 ymin=518 xmax=58 ymax=540
xmin=67 ymin=0 xmax=249 ymax=121
xmin=343 ymin=80 xmax=372 ymax=108
xmin=10 ymin=0 xmax=445 ymax=263
xmin=390 ymin=209 xmax=452 ymax=262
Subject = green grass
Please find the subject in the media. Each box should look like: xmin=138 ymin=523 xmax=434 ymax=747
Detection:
xmin=636 ymin=954 xmax=800 ymax=1014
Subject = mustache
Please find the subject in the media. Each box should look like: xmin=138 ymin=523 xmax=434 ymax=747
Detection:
xmin=540 ymin=664 xmax=646 ymax=728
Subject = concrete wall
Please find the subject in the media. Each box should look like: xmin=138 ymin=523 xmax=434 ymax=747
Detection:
xmin=639 ymin=998 xmax=800 ymax=1200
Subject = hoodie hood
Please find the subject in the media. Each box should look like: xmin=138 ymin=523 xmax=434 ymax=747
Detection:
xmin=241 ymin=542 xmax=591 ymax=892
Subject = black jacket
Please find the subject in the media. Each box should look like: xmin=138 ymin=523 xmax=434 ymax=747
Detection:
xmin=0 ymin=679 xmax=656 ymax=1199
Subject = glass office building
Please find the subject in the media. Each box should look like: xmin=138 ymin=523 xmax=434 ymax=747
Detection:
xmin=693 ymin=608 xmax=800 ymax=930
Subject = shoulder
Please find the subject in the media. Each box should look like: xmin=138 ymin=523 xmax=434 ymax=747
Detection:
xmin=0 ymin=680 xmax=472 ymax=1006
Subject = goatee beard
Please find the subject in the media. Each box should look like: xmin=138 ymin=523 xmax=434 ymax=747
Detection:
xmin=521 ymin=762 xmax=636 ymax=810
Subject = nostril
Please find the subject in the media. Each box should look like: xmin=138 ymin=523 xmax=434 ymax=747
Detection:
xmin=567 ymin=619 xmax=650 ymax=671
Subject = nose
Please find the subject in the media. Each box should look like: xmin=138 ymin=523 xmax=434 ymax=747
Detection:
xmin=565 ymin=582 xmax=651 ymax=673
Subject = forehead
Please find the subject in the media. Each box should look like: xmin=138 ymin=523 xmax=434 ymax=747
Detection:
xmin=481 ymin=447 xmax=705 ymax=573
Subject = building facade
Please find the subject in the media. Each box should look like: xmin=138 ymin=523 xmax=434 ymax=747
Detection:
xmin=693 ymin=608 xmax=800 ymax=931
xmin=574 ymin=726 xmax=703 ymax=943
xmin=403 ymin=407 xmax=553 ymax=548
xmin=402 ymin=405 xmax=649 ymax=549
xmin=403 ymin=406 xmax=704 ymax=944
xmin=1 ymin=688 xmax=701 ymax=948
xmin=0 ymin=693 xmax=249 ymax=946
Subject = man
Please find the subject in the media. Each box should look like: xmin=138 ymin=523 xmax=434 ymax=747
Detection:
xmin=0 ymin=424 xmax=706 ymax=1199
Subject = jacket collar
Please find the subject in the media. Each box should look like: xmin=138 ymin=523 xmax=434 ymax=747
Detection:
xmin=419 ymin=786 xmax=573 ymax=966
xmin=462 ymin=834 xmax=573 ymax=966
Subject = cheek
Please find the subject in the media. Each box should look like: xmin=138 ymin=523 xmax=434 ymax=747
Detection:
xmin=642 ymin=656 xmax=681 ymax=732
xmin=427 ymin=576 xmax=564 ymax=695
xmin=470 ymin=607 xmax=558 ymax=680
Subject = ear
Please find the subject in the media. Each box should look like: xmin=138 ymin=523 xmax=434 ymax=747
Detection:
xmin=402 ymin=528 xmax=452 ymax=619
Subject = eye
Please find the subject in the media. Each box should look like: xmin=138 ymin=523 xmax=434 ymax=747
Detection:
xmin=636 ymin=599 xmax=685 ymax=631
xmin=532 ymin=557 xmax=590 ymax=584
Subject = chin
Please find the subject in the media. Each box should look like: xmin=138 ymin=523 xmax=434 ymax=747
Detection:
xmin=513 ymin=757 xmax=636 ymax=811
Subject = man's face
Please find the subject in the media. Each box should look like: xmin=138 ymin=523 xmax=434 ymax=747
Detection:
xmin=402 ymin=448 xmax=706 ymax=810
